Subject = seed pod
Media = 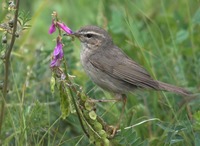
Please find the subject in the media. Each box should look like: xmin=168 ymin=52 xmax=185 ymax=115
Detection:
xmin=15 ymin=32 xmax=19 ymax=38
xmin=8 ymin=1 xmax=15 ymax=10
xmin=89 ymin=110 xmax=97 ymax=120
xmin=8 ymin=20 xmax=14 ymax=28
xmin=94 ymin=122 xmax=103 ymax=131
xmin=103 ymin=138 xmax=110 ymax=146
xmin=2 ymin=35 xmax=7 ymax=44
xmin=84 ymin=101 xmax=93 ymax=111
xmin=98 ymin=130 xmax=107 ymax=138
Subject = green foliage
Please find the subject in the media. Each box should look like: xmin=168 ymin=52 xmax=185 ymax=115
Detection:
xmin=192 ymin=8 xmax=200 ymax=25
xmin=59 ymin=82 xmax=71 ymax=119
xmin=194 ymin=110 xmax=200 ymax=130
xmin=115 ymin=128 xmax=144 ymax=146
xmin=0 ymin=0 xmax=200 ymax=146
xmin=18 ymin=10 xmax=31 ymax=29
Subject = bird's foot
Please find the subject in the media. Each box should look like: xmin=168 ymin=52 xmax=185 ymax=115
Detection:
xmin=107 ymin=125 xmax=120 ymax=138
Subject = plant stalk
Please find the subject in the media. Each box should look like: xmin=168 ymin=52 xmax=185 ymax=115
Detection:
xmin=0 ymin=0 xmax=20 ymax=136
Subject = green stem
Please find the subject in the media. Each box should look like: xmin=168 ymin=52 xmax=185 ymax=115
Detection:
xmin=63 ymin=60 xmax=89 ymax=137
xmin=0 ymin=0 xmax=20 ymax=136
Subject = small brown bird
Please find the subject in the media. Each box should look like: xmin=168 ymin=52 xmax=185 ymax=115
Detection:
xmin=72 ymin=25 xmax=190 ymax=99
xmin=72 ymin=25 xmax=191 ymax=135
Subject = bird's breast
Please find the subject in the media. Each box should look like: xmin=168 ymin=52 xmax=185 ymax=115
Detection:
xmin=80 ymin=43 xmax=92 ymax=68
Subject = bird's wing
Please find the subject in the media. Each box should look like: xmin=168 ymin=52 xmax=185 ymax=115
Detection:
xmin=89 ymin=46 xmax=159 ymax=89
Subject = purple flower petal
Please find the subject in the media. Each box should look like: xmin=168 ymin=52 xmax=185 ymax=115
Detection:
xmin=57 ymin=22 xmax=73 ymax=34
xmin=59 ymin=46 xmax=64 ymax=58
xmin=49 ymin=21 xmax=56 ymax=34
xmin=50 ymin=58 xmax=58 ymax=67
xmin=50 ymin=37 xmax=64 ymax=68
xmin=50 ymin=55 xmax=61 ymax=67
xmin=53 ymin=41 xmax=62 ymax=56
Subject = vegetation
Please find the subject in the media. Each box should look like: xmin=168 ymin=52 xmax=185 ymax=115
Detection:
xmin=0 ymin=0 xmax=200 ymax=145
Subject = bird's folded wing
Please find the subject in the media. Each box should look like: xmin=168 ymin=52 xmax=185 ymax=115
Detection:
xmin=89 ymin=51 xmax=159 ymax=89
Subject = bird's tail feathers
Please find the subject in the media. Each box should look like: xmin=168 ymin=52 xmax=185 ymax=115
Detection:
xmin=157 ymin=81 xmax=192 ymax=96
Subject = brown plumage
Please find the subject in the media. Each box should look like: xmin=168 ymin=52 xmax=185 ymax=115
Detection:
xmin=73 ymin=25 xmax=191 ymax=97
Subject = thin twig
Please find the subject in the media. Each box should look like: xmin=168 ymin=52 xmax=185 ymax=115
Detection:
xmin=0 ymin=0 xmax=20 ymax=136
xmin=117 ymin=118 xmax=161 ymax=133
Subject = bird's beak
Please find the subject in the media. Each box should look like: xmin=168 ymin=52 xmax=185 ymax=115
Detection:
xmin=63 ymin=31 xmax=81 ymax=41
xmin=63 ymin=32 xmax=80 ymax=38
xmin=71 ymin=32 xmax=80 ymax=38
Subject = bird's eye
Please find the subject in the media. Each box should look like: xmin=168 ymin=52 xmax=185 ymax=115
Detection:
xmin=84 ymin=34 xmax=93 ymax=38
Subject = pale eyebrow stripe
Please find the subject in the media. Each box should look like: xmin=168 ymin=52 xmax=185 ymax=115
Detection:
xmin=80 ymin=31 xmax=106 ymax=38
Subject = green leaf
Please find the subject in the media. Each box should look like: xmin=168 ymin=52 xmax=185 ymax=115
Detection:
xmin=169 ymin=135 xmax=184 ymax=144
xmin=174 ymin=125 xmax=187 ymax=131
xmin=157 ymin=123 xmax=174 ymax=132
xmin=194 ymin=110 xmax=200 ymax=129
xmin=118 ymin=128 xmax=142 ymax=145
xmin=175 ymin=29 xmax=189 ymax=44
xmin=194 ymin=110 xmax=200 ymax=123
xmin=192 ymin=8 xmax=200 ymax=25
xmin=66 ymin=87 xmax=76 ymax=114
xmin=60 ymin=83 xmax=70 ymax=119
xmin=195 ymin=132 xmax=200 ymax=146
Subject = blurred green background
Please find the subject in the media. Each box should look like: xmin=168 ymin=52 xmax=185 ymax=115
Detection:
xmin=0 ymin=0 xmax=200 ymax=145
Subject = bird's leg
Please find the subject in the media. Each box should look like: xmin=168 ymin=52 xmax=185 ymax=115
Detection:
xmin=110 ymin=94 xmax=127 ymax=137
xmin=118 ymin=94 xmax=127 ymax=125
xmin=88 ymin=94 xmax=127 ymax=138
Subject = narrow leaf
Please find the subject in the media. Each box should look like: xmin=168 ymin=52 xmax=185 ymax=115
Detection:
xmin=60 ymin=83 xmax=70 ymax=119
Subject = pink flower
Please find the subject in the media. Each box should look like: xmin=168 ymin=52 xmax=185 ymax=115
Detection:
xmin=48 ymin=20 xmax=73 ymax=35
xmin=50 ymin=37 xmax=63 ymax=67
xmin=48 ymin=20 xmax=56 ymax=34
xmin=49 ymin=20 xmax=73 ymax=67
xmin=57 ymin=22 xmax=73 ymax=34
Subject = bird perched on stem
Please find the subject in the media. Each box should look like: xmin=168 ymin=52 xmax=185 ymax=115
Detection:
xmin=72 ymin=25 xmax=191 ymax=135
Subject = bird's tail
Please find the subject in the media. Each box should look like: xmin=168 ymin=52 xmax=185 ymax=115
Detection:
xmin=157 ymin=81 xmax=191 ymax=96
